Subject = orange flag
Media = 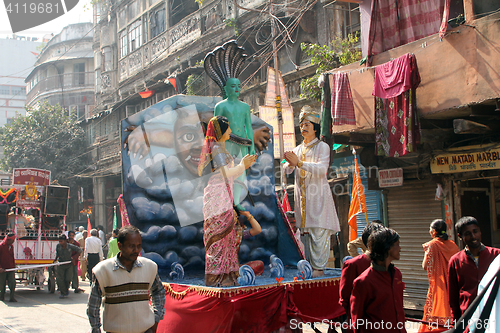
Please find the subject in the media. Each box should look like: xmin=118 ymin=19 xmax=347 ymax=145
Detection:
xmin=348 ymin=156 xmax=368 ymax=242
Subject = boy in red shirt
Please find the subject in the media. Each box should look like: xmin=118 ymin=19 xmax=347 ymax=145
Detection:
xmin=350 ymin=228 xmax=406 ymax=333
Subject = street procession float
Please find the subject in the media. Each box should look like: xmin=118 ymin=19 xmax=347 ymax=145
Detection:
xmin=0 ymin=168 xmax=71 ymax=292
xmin=120 ymin=40 xmax=344 ymax=332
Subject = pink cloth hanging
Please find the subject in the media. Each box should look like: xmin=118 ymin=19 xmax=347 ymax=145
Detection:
xmin=374 ymin=54 xmax=421 ymax=158
xmin=372 ymin=53 xmax=413 ymax=99
xmin=330 ymin=73 xmax=356 ymax=126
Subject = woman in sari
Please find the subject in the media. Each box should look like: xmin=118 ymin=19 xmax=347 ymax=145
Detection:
xmin=419 ymin=219 xmax=459 ymax=332
xmin=198 ymin=116 xmax=257 ymax=287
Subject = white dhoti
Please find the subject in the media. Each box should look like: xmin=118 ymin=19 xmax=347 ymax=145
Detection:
xmin=303 ymin=228 xmax=333 ymax=270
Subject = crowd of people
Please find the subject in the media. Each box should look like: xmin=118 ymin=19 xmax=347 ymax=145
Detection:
xmin=340 ymin=216 xmax=499 ymax=333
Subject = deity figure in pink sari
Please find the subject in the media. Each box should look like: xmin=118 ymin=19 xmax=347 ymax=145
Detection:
xmin=198 ymin=116 xmax=257 ymax=287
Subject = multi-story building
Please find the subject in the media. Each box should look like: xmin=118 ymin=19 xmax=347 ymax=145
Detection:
xmin=324 ymin=0 xmax=500 ymax=311
xmin=0 ymin=36 xmax=41 ymax=160
xmin=24 ymin=23 xmax=95 ymax=225
xmin=25 ymin=23 xmax=95 ymax=120
xmin=87 ymin=0 xmax=359 ymax=231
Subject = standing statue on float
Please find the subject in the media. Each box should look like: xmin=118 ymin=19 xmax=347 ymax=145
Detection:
xmin=198 ymin=116 xmax=258 ymax=286
xmin=283 ymin=106 xmax=340 ymax=277
xmin=204 ymin=40 xmax=255 ymax=211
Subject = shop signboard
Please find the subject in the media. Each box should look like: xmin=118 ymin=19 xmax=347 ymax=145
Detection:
xmin=431 ymin=145 xmax=500 ymax=174
xmin=378 ymin=168 xmax=403 ymax=188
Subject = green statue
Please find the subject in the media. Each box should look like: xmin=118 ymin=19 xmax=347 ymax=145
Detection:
xmin=205 ymin=41 xmax=256 ymax=211
xmin=215 ymin=78 xmax=255 ymax=157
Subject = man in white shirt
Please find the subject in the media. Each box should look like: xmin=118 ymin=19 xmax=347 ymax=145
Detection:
xmin=85 ymin=229 xmax=104 ymax=283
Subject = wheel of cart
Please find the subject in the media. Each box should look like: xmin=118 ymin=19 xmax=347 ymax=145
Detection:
xmin=47 ymin=265 xmax=56 ymax=293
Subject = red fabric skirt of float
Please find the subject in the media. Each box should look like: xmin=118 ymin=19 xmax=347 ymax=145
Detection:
xmin=158 ymin=277 xmax=344 ymax=333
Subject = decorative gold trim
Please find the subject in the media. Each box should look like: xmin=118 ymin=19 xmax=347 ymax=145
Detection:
xmin=163 ymin=277 xmax=340 ymax=299
xmin=163 ymin=283 xmax=192 ymax=300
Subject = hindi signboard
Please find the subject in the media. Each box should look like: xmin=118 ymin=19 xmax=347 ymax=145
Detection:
xmin=378 ymin=168 xmax=403 ymax=188
xmin=12 ymin=168 xmax=50 ymax=208
xmin=13 ymin=168 xmax=51 ymax=186
xmin=430 ymin=145 xmax=500 ymax=174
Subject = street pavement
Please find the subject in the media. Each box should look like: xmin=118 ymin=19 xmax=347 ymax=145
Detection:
xmin=0 ymin=279 xmax=93 ymax=333
xmin=0 ymin=279 xmax=422 ymax=333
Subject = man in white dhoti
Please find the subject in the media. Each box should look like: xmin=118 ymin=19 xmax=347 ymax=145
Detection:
xmin=284 ymin=106 xmax=340 ymax=277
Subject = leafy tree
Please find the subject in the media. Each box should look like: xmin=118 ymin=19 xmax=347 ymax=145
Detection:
xmin=0 ymin=101 xmax=89 ymax=189
xmin=186 ymin=73 xmax=205 ymax=96
xmin=300 ymin=33 xmax=362 ymax=102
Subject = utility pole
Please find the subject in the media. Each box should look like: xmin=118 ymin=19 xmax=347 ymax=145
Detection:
xmin=270 ymin=0 xmax=286 ymax=196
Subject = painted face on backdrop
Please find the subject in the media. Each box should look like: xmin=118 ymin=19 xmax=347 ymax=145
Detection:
xmin=174 ymin=111 xmax=213 ymax=176
xmin=224 ymin=78 xmax=241 ymax=98
xmin=460 ymin=224 xmax=482 ymax=250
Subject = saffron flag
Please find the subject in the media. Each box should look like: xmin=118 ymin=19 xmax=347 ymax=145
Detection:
xmin=87 ymin=214 xmax=92 ymax=233
xmin=348 ymin=156 xmax=367 ymax=242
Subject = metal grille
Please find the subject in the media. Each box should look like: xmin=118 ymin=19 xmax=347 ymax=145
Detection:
xmin=386 ymin=180 xmax=442 ymax=311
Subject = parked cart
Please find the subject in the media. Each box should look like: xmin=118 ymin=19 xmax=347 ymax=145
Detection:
xmin=1 ymin=228 xmax=70 ymax=292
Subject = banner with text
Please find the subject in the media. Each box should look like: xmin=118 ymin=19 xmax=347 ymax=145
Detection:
xmin=378 ymin=168 xmax=403 ymax=188
xmin=431 ymin=145 xmax=500 ymax=174
xmin=259 ymin=67 xmax=296 ymax=158
xmin=12 ymin=168 xmax=50 ymax=208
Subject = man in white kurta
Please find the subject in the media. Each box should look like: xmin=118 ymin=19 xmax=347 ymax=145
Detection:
xmin=284 ymin=106 xmax=340 ymax=276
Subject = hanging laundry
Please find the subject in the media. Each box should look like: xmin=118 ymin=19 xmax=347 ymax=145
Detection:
xmin=367 ymin=0 xmax=450 ymax=65
xmin=374 ymin=54 xmax=421 ymax=157
xmin=330 ymin=73 xmax=356 ymax=126
xmin=319 ymin=74 xmax=332 ymax=140
xmin=372 ymin=53 xmax=413 ymax=99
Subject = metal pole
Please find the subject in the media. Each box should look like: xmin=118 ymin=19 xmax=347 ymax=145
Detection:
xmin=271 ymin=0 xmax=286 ymax=197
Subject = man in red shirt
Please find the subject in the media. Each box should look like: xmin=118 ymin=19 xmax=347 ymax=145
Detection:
xmin=448 ymin=216 xmax=500 ymax=322
xmin=0 ymin=233 xmax=17 ymax=302
xmin=339 ymin=222 xmax=385 ymax=332
xmin=350 ymin=228 xmax=406 ymax=333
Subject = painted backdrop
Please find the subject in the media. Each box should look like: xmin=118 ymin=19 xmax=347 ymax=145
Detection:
xmin=121 ymin=95 xmax=301 ymax=277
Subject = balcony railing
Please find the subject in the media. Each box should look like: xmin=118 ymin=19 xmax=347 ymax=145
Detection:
xmin=117 ymin=0 xmax=268 ymax=82
xmin=27 ymin=72 xmax=94 ymax=104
